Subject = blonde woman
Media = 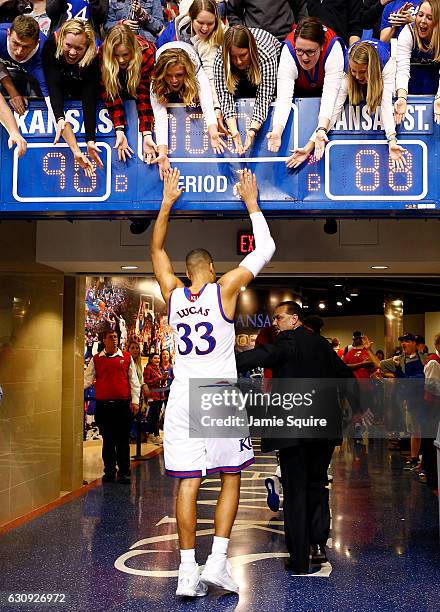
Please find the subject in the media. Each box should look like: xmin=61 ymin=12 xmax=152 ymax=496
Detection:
xmin=395 ymin=0 xmax=440 ymax=125
xmin=151 ymin=41 xmax=226 ymax=179
xmin=291 ymin=39 xmax=407 ymax=170
xmin=157 ymin=0 xmax=227 ymax=132
xmin=213 ymin=25 xmax=280 ymax=154
xmin=100 ymin=24 xmax=157 ymax=163
xmin=42 ymin=19 xmax=101 ymax=176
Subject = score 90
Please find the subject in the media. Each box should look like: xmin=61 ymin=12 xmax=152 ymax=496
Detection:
xmin=43 ymin=151 xmax=97 ymax=193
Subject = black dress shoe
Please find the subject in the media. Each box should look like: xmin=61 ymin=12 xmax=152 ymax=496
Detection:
xmin=310 ymin=544 xmax=328 ymax=565
xmin=117 ymin=473 xmax=131 ymax=484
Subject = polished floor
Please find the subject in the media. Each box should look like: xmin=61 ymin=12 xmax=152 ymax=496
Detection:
xmin=1 ymin=440 xmax=439 ymax=612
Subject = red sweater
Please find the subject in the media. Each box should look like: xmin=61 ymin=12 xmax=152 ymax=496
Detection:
xmin=93 ymin=352 xmax=132 ymax=400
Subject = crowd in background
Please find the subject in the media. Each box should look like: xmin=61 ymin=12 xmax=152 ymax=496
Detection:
xmin=0 ymin=1 xmax=439 ymax=175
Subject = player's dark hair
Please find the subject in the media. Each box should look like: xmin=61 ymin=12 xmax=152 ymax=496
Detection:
xmin=294 ymin=17 xmax=327 ymax=46
xmin=303 ymin=314 xmax=324 ymax=334
xmin=278 ymin=300 xmax=303 ymax=320
xmin=11 ymin=15 xmax=40 ymax=42
xmin=186 ymin=248 xmax=213 ymax=272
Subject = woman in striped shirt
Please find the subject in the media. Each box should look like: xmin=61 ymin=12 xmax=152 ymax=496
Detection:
xmin=214 ymin=25 xmax=280 ymax=154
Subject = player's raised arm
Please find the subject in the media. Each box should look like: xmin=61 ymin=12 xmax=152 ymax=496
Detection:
xmin=150 ymin=168 xmax=185 ymax=304
xmin=219 ymin=169 xmax=275 ymax=312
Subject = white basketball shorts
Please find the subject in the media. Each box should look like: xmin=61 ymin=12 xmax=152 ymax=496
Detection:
xmin=163 ymin=383 xmax=254 ymax=477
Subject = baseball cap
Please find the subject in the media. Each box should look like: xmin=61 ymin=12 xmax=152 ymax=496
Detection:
xmin=398 ymin=333 xmax=416 ymax=342
xmin=415 ymin=335 xmax=425 ymax=345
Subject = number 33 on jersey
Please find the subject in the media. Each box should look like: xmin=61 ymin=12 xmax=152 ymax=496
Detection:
xmin=168 ymin=283 xmax=238 ymax=385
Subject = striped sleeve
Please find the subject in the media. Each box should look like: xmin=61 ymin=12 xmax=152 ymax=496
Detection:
xmin=136 ymin=42 xmax=156 ymax=132
xmin=214 ymin=47 xmax=236 ymax=121
xmin=250 ymin=29 xmax=280 ymax=127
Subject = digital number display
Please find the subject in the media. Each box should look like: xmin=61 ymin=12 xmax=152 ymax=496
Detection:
xmin=0 ymin=97 xmax=438 ymax=216
xmin=12 ymin=143 xmax=111 ymax=202
xmin=325 ymin=140 xmax=427 ymax=201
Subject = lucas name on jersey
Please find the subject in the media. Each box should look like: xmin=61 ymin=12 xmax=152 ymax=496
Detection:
xmin=176 ymin=306 xmax=211 ymax=319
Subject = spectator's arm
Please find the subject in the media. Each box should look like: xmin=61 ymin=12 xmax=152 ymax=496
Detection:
xmin=151 ymin=89 xmax=169 ymax=147
xmin=381 ymin=57 xmax=397 ymax=139
xmin=136 ymin=51 xmax=155 ymax=132
xmin=81 ymin=60 xmax=100 ymax=143
xmin=251 ymin=44 xmax=278 ymax=129
xmin=196 ymin=64 xmax=218 ymax=131
xmin=226 ymin=0 xmax=244 ymax=27
xmin=214 ymin=50 xmax=236 ymax=121
xmin=380 ymin=357 xmax=397 ymax=373
xmin=314 ymin=40 xmax=345 ymax=135
xmin=236 ymin=343 xmax=285 ymax=373
xmin=395 ymin=24 xmax=413 ymax=95
xmin=271 ymin=45 xmax=298 ymax=135
xmin=42 ymin=36 xmax=65 ymax=122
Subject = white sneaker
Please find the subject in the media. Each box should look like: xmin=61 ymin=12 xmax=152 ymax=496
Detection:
xmin=176 ymin=564 xmax=207 ymax=597
xmin=200 ymin=554 xmax=239 ymax=593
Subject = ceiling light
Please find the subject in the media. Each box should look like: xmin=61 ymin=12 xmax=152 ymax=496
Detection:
xmin=345 ymin=296 xmax=351 ymax=302
xmin=334 ymin=283 xmax=343 ymax=287
xmin=349 ymin=289 xmax=359 ymax=297
xmin=318 ymin=302 xmax=326 ymax=310
xmin=371 ymin=265 xmax=389 ymax=270
xmin=121 ymin=265 xmax=139 ymax=270
xmin=336 ymin=300 xmax=343 ymax=307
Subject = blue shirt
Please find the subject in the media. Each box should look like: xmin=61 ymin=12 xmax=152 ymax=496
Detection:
xmin=0 ymin=24 xmax=48 ymax=96
xmin=380 ymin=1 xmax=419 ymax=38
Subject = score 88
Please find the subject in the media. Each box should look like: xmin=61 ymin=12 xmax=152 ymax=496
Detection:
xmin=43 ymin=152 xmax=97 ymax=193
xmin=355 ymin=148 xmax=413 ymax=192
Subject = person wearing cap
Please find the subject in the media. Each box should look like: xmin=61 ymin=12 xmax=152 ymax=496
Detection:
xmin=379 ymin=333 xmax=427 ymax=469
xmin=415 ymin=334 xmax=428 ymax=355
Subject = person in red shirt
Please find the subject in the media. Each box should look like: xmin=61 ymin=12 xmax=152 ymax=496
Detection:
xmin=84 ymin=329 xmax=140 ymax=483
xmin=344 ymin=335 xmax=380 ymax=425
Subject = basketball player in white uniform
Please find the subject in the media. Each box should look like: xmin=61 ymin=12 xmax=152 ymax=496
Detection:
xmin=151 ymin=167 xmax=275 ymax=597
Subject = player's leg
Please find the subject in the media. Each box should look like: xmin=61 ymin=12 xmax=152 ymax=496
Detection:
xmin=175 ymin=477 xmax=208 ymax=597
xmin=201 ymin=472 xmax=241 ymax=593
xmin=176 ymin=476 xmax=202 ymax=548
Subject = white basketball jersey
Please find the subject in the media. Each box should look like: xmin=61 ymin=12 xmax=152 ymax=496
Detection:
xmin=168 ymin=283 xmax=237 ymax=384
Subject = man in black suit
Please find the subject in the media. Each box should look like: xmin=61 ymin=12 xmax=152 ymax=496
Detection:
xmin=236 ymin=300 xmax=355 ymax=574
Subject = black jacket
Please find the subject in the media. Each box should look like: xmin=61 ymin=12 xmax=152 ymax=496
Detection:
xmin=236 ymin=325 xmax=356 ymax=452
xmin=227 ymin=0 xmax=308 ymax=41
xmin=305 ymin=0 xmax=363 ymax=43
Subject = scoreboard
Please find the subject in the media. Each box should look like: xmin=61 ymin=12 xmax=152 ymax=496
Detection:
xmin=0 ymin=96 xmax=438 ymax=217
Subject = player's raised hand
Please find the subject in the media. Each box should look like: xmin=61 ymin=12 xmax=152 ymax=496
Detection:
xmin=86 ymin=141 xmax=104 ymax=169
xmin=286 ymin=147 xmax=310 ymax=169
xmin=8 ymin=131 xmax=27 ymax=157
xmin=236 ymin=168 xmax=258 ymax=206
xmin=162 ymin=167 xmax=184 ymax=207
xmin=114 ymin=130 xmax=134 ymax=162
xmin=54 ymin=118 xmax=66 ymax=145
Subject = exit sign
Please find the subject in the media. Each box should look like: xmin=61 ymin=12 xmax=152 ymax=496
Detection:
xmin=237 ymin=231 xmax=255 ymax=255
